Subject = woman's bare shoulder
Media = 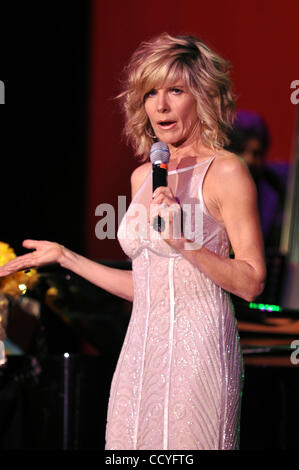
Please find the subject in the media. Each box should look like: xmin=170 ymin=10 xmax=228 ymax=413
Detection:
xmin=211 ymin=149 xmax=256 ymax=200
xmin=211 ymin=150 xmax=252 ymax=185
xmin=131 ymin=161 xmax=151 ymax=198
xmin=212 ymin=149 xmax=247 ymax=175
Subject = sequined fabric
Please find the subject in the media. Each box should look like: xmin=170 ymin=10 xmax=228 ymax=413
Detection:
xmin=105 ymin=156 xmax=244 ymax=450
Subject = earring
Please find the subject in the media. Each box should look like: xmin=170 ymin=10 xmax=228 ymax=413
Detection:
xmin=145 ymin=127 xmax=157 ymax=139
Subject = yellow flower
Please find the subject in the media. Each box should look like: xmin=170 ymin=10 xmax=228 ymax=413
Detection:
xmin=0 ymin=241 xmax=39 ymax=299
xmin=0 ymin=242 xmax=16 ymax=266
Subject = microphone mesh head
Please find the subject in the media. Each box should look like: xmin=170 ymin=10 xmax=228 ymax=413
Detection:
xmin=150 ymin=142 xmax=170 ymax=164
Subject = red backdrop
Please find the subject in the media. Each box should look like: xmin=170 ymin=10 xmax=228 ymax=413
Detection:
xmin=85 ymin=0 xmax=299 ymax=259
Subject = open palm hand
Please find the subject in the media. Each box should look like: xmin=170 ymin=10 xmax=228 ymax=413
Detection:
xmin=0 ymin=239 xmax=65 ymax=278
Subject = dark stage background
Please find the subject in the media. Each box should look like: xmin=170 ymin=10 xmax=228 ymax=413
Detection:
xmin=0 ymin=1 xmax=90 ymax=256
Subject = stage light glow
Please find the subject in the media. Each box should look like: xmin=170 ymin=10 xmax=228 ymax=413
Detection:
xmin=249 ymin=302 xmax=282 ymax=312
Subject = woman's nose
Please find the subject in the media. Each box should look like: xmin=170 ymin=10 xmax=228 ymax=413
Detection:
xmin=157 ymin=92 xmax=169 ymax=113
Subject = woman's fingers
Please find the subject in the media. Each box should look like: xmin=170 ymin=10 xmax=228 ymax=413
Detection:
xmin=152 ymin=186 xmax=174 ymax=199
xmin=153 ymin=194 xmax=173 ymax=206
xmin=0 ymin=253 xmax=34 ymax=277
xmin=150 ymin=187 xmax=181 ymax=228
xmin=12 ymin=252 xmax=36 ymax=268
xmin=22 ymin=239 xmax=42 ymax=249
xmin=0 ymin=240 xmax=64 ymax=278
xmin=152 ymin=194 xmax=181 ymax=214
xmin=152 ymin=186 xmax=179 ymax=208
xmin=150 ymin=201 xmax=182 ymax=237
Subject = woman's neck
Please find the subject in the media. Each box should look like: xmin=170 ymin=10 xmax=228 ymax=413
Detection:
xmin=168 ymin=140 xmax=214 ymax=162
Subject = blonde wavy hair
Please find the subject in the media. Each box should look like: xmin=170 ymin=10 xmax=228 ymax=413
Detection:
xmin=118 ymin=33 xmax=236 ymax=161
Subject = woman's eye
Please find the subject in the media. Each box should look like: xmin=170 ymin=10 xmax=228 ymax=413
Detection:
xmin=171 ymin=88 xmax=183 ymax=94
xmin=145 ymin=89 xmax=157 ymax=99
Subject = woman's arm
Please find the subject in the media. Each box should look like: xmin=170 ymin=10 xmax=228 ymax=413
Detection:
xmin=177 ymin=245 xmax=265 ymax=303
xmin=58 ymin=164 xmax=152 ymax=301
xmin=0 ymin=239 xmax=134 ymax=302
xmin=58 ymin=163 xmax=152 ymax=301
xmin=59 ymin=247 xmax=134 ymax=302
xmin=0 ymin=164 xmax=153 ymax=302
xmin=152 ymin=155 xmax=266 ymax=302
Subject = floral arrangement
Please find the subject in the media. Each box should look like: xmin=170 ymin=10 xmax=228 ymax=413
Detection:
xmin=0 ymin=241 xmax=39 ymax=299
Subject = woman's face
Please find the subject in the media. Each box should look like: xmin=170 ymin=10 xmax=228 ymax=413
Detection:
xmin=144 ymin=82 xmax=199 ymax=149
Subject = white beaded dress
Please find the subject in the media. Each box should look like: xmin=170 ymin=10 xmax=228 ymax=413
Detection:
xmin=105 ymin=155 xmax=244 ymax=450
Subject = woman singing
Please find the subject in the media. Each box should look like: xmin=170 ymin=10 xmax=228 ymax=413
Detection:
xmin=0 ymin=33 xmax=266 ymax=450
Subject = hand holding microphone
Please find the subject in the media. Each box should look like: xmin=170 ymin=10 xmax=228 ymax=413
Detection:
xmin=150 ymin=142 xmax=183 ymax=246
xmin=150 ymin=142 xmax=170 ymax=232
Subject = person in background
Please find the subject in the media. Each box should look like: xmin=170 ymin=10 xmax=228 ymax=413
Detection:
xmin=225 ymin=110 xmax=286 ymax=253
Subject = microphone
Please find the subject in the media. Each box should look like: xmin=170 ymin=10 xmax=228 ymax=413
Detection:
xmin=150 ymin=142 xmax=170 ymax=232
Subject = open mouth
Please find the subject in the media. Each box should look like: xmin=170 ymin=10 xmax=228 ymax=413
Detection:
xmin=157 ymin=121 xmax=177 ymax=129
